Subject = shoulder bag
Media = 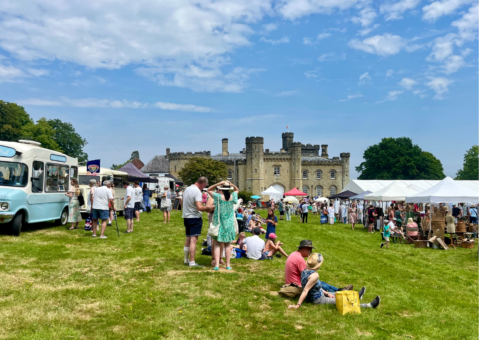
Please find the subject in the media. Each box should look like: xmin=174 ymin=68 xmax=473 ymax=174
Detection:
xmin=78 ymin=192 xmax=85 ymax=206
xmin=208 ymin=199 xmax=220 ymax=237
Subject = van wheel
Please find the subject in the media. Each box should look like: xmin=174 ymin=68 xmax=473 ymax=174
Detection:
xmin=12 ymin=213 xmax=23 ymax=236
xmin=56 ymin=208 xmax=68 ymax=226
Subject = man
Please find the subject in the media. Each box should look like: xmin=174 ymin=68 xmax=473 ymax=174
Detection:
xmin=327 ymin=203 xmax=335 ymax=224
xmin=283 ymin=240 xmax=355 ymax=296
xmin=133 ymin=181 xmax=143 ymax=222
xmin=452 ymin=204 xmax=461 ymax=223
xmin=244 ymin=227 xmax=266 ymax=260
xmin=301 ymin=201 xmax=309 ymax=223
xmin=182 ymin=176 xmax=211 ymax=268
xmin=278 ymin=199 xmax=284 ymax=220
xmin=470 ymin=204 xmax=478 ymax=224
xmin=91 ymin=180 xmax=114 ymax=239
xmin=121 ymin=181 xmax=135 ymax=233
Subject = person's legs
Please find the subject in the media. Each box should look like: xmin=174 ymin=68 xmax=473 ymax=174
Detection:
xmin=189 ymin=236 xmax=199 ymax=263
xmin=167 ymin=211 xmax=170 ymax=223
xmin=100 ymin=219 xmax=108 ymax=237
xmin=163 ymin=210 xmax=167 ymax=223
xmin=92 ymin=218 xmax=98 ymax=235
xmin=135 ymin=210 xmax=140 ymax=222
xmin=276 ymin=245 xmax=288 ymax=257
xmin=213 ymin=240 xmax=220 ymax=268
xmin=320 ymin=281 xmax=340 ymax=292
xmin=184 ymin=237 xmax=191 ymax=264
xmin=313 ymin=295 xmax=336 ymax=305
xmin=224 ymin=242 xmax=231 ymax=268
xmin=305 ymin=212 xmax=308 ymax=223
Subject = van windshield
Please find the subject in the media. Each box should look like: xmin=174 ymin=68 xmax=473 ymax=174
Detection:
xmin=79 ymin=175 xmax=100 ymax=185
xmin=0 ymin=162 xmax=28 ymax=187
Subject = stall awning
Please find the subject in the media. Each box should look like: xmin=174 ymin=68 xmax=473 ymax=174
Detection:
xmin=284 ymin=188 xmax=307 ymax=196
xmin=405 ymin=176 xmax=479 ymax=204
xmin=329 ymin=190 xmax=358 ymax=199
xmin=118 ymin=162 xmax=157 ymax=183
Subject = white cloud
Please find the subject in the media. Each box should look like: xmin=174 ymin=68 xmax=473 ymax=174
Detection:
xmin=262 ymin=23 xmax=278 ymax=32
xmin=18 ymin=98 xmax=63 ymax=106
xmin=349 ymin=34 xmax=406 ymax=56
xmin=426 ymin=77 xmax=453 ymax=100
xmin=442 ymin=55 xmax=466 ymax=74
xmin=275 ymin=90 xmax=299 ymax=97
xmin=451 ymin=3 xmax=479 ymax=42
xmin=260 ymin=36 xmax=290 ymax=45
xmin=358 ymin=24 xmax=380 ymax=36
xmin=303 ymin=37 xmax=314 ymax=45
xmin=380 ymin=0 xmax=421 ymax=20
xmin=153 ymin=102 xmax=212 ymax=112
xmin=317 ymin=32 xmax=331 ymax=40
xmin=317 ymin=53 xmax=346 ymax=62
xmin=461 ymin=48 xmax=473 ymax=56
xmin=304 ymin=68 xmax=320 ymax=78
xmin=0 ymin=63 xmax=26 ymax=83
xmin=412 ymin=89 xmax=427 ymax=98
xmin=359 ymin=71 xmax=372 ymax=84
xmin=25 ymin=68 xmax=49 ymax=77
xmin=351 ymin=7 xmax=377 ymax=27
xmin=427 ymin=33 xmax=456 ymax=62
xmin=378 ymin=90 xmax=403 ymax=102
xmin=386 ymin=69 xmax=395 ymax=77
xmin=398 ymin=77 xmax=417 ymax=89
xmin=423 ymin=0 xmax=474 ymax=22
xmin=303 ymin=32 xmax=331 ymax=45
xmin=339 ymin=94 xmax=363 ymax=102
xmin=277 ymin=0 xmax=365 ymax=20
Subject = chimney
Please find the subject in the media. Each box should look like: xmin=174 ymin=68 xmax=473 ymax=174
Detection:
xmin=321 ymin=144 xmax=328 ymax=158
xmin=222 ymin=138 xmax=229 ymax=156
xmin=166 ymin=148 xmax=170 ymax=156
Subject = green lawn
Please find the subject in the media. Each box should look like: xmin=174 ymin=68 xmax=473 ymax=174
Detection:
xmin=0 ymin=210 xmax=477 ymax=340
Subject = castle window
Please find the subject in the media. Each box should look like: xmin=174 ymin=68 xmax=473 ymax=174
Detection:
xmin=302 ymin=186 xmax=309 ymax=195
xmin=316 ymin=170 xmax=322 ymax=179
xmin=227 ymin=169 xmax=233 ymax=180
xmin=316 ymin=186 xmax=323 ymax=197
xmin=330 ymin=170 xmax=336 ymax=179
xmin=254 ymin=169 xmax=257 ymax=174
xmin=330 ymin=186 xmax=337 ymax=196
xmin=274 ymin=167 xmax=280 ymax=175
xmin=302 ymin=170 xmax=308 ymax=180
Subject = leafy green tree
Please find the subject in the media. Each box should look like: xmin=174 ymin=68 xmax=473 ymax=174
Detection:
xmin=178 ymin=157 xmax=227 ymax=186
xmin=0 ymin=101 xmax=33 ymax=141
xmin=21 ymin=118 xmax=62 ymax=152
xmin=46 ymin=119 xmax=88 ymax=162
xmin=455 ymin=145 xmax=478 ymax=180
xmin=356 ymin=137 xmax=445 ymax=180
xmin=238 ymin=190 xmax=253 ymax=203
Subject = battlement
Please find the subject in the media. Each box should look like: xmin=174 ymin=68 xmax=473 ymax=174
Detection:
xmin=168 ymin=151 xmax=211 ymax=159
xmin=245 ymin=137 xmax=264 ymax=144
xmin=281 ymin=132 xmax=294 ymax=138
xmin=301 ymin=143 xmax=320 ymax=156
xmin=290 ymin=142 xmax=302 ymax=147
xmin=340 ymin=152 xmax=351 ymax=158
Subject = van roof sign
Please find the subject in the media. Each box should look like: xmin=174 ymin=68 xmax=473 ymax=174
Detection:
xmin=50 ymin=154 xmax=67 ymax=162
xmin=0 ymin=146 xmax=16 ymax=158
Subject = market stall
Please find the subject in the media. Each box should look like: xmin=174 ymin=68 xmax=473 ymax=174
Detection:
xmin=261 ymin=186 xmax=283 ymax=202
xmin=118 ymin=162 xmax=157 ymax=183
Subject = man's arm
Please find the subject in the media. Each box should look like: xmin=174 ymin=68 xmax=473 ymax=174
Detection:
xmin=195 ymin=201 xmax=213 ymax=212
xmin=109 ymin=198 xmax=115 ymax=211
xmin=125 ymin=195 xmax=132 ymax=206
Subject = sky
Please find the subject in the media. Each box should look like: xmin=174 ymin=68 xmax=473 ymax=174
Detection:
xmin=0 ymin=0 xmax=477 ymax=179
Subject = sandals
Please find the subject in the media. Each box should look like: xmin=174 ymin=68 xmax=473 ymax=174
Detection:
xmin=69 ymin=227 xmax=78 ymax=230
xmin=213 ymin=267 xmax=219 ymax=271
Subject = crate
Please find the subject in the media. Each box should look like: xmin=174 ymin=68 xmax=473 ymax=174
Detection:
xmin=414 ymin=240 xmax=428 ymax=248
xmin=462 ymin=241 xmax=475 ymax=249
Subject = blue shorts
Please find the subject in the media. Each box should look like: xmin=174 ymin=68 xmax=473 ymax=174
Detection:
xmin=124 ymin=208 xmax=134 ymax=220
xmin=184 ymin=218 xmax=203 ymax=237
xmin=92 ymin=209 xmax=109 ymax=220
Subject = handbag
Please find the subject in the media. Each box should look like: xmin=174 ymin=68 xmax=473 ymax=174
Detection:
xmin=335 ymin=291 xmax=361 ymax=315
xmin=163 ymin=198 xmax=171 ymax=209
xmin=208 ymin=201 xmax=220 ymax=237
xmin=78 ymin=192 xmax=85 ymax=206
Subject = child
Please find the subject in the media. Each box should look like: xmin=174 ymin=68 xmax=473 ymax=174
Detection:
xmin=234 ymin=232 xmax=246 ymax=250
xmin=381 ymin=218 xmax=395 ymax=249
xmin=263 ymin=233 xmax=288 ymax=259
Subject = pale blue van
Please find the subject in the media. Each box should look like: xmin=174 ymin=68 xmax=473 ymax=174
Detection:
xmin=0 ymin=140 xmax=78 ymax=236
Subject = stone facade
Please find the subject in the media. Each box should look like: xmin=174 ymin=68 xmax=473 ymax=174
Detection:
xmin=166 ymin=133 xmax=350 ymax=197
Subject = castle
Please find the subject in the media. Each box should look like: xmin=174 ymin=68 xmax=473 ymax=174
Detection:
xmin=165 ymin=132 xmax=350 ymax=197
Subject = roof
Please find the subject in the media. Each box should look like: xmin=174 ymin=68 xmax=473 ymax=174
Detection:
xmin=141 ymin=155 xmax=170 ymax=173
xmin=211 ymin=153 xmax=246 ymax=161
xmin=131 ymin=158 xmax=145 ymax=170
xmin=165 ymin=173 xmax=183 ymax=186
xmin=342 ymin=179 xmax=479 ymax=194
xmin=285 ymin=188 xmax=307 ymax=196
xmin=301 ymin=156 xmax=332 ymax=162
xmin=405 ymin=177 xmax=479 ymax=204
xmin=364 ymin=182 xmax=418 ymax=201
xmin=330 ymin=190 xmax=358 ymax=199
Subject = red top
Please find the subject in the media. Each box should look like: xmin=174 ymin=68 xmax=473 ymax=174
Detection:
xmin=285 ymin=251 xmax=307 ymax=286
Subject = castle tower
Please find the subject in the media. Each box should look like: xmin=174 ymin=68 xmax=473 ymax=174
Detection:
xmin=245 ymin=137 xmax=264 ymax=194
xmin=222 ymin=138 xmax=229 ymax=156
xmin=321 ymin=144 xmax=329 ymax=158
xmin=282 ymin=132 xmax=294 ymax=152
xmin=340 ymin=152 xmax=350 ymax=190
xmin=290 ymin=142 xmax=302 ymax=190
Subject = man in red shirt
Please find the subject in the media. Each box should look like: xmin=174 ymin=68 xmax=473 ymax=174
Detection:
xmin=283 ymin=240 xmax=354 ymax=297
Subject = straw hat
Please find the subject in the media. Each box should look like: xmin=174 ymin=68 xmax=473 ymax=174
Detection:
xmin=218 ymin=183 xmax=234 ymax=190
xmin=306 ymin=253 xmax=324 ymax=271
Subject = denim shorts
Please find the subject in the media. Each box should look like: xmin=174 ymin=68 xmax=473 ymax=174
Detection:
xmin=124 ymin=208 xmax=134 ymax=220
xmin=184 ymin=218 xmax=203 ymax=237
xmin=92 ymin=209 xmax=109 ymax=220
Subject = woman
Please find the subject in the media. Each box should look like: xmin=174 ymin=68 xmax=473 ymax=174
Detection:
xmin=367 ymin=205 xmax=377 ymax=233
xmin=394 ymin=206 xmax=403 ymax=227
xmin=202 ymin=188 xmax=208 ymax=206
xmin=349 ymin=203 xmax=357 ymax=230
xmin=108 ymin=182 xmax=116 ymax=225
xmin=311 ymin=202 xmax=317 ymax=216
xmin=65 ymin=179 xmax=82 ymax=230
xmin=405 ymin=217 xmax=419 ymax=238
xmin=208 ymin=180 xmax=239 ymax=271
xmin=264 ymin=233 xmax=288 ymax=259
xmin=160 ymin=186 xmax=171 ymax=223
xmin=142 ymin=184 xmax=151 ymax=212
xmin=284 ymin=202 xmax=291 ymax=221
xmin=265 ymin=209 xmax=278 ymax=240
xmin=84 ymin=179 xmax=97 ymax=231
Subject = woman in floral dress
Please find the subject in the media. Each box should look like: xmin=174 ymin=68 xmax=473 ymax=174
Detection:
xmin=66 ymin=179 xmax=82 ymax=230
xmin=207 ymin=180 xmax=239 ymax=271
xmin=349 ymin=202 xmax=358 ymax=230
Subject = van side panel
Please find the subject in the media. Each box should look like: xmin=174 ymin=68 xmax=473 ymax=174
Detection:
xmin=27 ymin=194 xmax=69 ymax=223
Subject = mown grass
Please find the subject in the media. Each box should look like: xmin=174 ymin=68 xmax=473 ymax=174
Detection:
xmin=0 ymin=209 xmax=477 ymax=340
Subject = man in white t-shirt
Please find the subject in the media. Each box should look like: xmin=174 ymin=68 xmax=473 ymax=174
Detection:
xmin=301 ymin=202 xmax=310 ymax=223
xmin=182 ymin=176 xmax=212 ymax=268
xmin=327 ymin=203 xmax=335 ymax=225
xmin=244 ymin=227 xmax=266 ymax=260
xmin=91 ymin=180 xmax=114 ymax=239
xmin=120 ymin=181 xmax=136 ymax=233
xmin=133 ymin=181 xmax=143 ymax=222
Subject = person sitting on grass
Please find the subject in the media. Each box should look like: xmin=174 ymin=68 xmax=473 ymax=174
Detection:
xmin=234 ymin=232 xmax=247 ymax=251
xmin=263 ymin=233 xmax=288 ymax=259
xmin=244 ymin=227 xmax=266 ymax=260
xmin=288 ymin=253 xmax=380 ymax=310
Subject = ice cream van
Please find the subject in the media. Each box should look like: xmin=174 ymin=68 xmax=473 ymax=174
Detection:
xmin=0 ymin=140 xmax=78 ymax=236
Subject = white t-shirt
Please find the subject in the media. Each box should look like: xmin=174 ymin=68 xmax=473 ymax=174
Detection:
xmin=182 ymin=184 xmax=203 ymax=218
xmin=92 ymin=186 xmax=113 ymax=210
xmin=302 ymin=204 xmax=309 ymax=213
xmin=327 ymin=207 xmax=335 ymax=217
xmin=134 ymin=187 xmax=143 ymax=203
xmin=244 ymin=235 xmax=265 ymax=260
xmin=124 ymin=186 xmax=135 ymax=209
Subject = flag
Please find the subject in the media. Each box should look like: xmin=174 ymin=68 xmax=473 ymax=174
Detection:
xmin=286 ymin=125 xmax=288 ymax=129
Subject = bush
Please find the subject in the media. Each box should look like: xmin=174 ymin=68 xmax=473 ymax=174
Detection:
xmin=238 ymin=190 xmax=253 ymax=203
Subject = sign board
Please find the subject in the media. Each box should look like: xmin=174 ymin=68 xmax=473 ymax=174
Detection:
xmin=86 ymin=159 xmax=101 ymax=175
xmin=0 ymin=146 xmax=16 ymax=158
xmin=50 ymin=154 xmax=67 ymax=162
xmin=173 ymin=197 xmax=182 ymax=211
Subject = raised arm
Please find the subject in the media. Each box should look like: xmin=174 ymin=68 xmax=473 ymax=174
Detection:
xmin=207 ymin=181 xmax=224 ymax=198
xmin=289 ymin=272 xmax=319 ymax=309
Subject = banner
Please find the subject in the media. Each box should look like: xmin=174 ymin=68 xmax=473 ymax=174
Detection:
xmin=86 ymin=159 xmax=101 ymax=175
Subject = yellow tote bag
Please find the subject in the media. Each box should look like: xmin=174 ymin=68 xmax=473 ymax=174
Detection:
xmin=335 ymin=291 xmax=361 ymax=315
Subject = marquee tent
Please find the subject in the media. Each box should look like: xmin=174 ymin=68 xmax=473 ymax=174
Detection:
xmin=118 ymin=162 xmax=157 ymax=183
xmin=261 ymin=186 xmax=283 ymax=202
xmin=284 ymin=188 xmax=307 ymax=196
xmin=405 ymin=176 xmax=479 ymax=204
xmin=284 ymin=196 xmax=299 ymax=204
xmin=329 ymin=190 xmax=357 ymax=199
xmin=315 ymin=196 xmax=330 ymax=203
xmin=349 ymin=190 xmax=372 ymax=200
xmin=364 ymin=181 xmax=418 ymax=201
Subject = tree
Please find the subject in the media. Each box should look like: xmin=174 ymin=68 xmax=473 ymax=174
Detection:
xmin=178 ymin=157 xmax=228 ymax=186
xmin=455 ymin=145 xmax=478 ymax=180
xmin=356 ymin=137 xmax=445 ymax=180
xmin=0 ymin=101 xmax=33 ymax=141
xmin=21 ymin=118 xmax=62 ymax=152
xmin=111 ymin=151 xmax=141 ymax=169
xmin=238 ymin=190 xmax=253 ymax=203
xmin=46 ymin=119 xmax=88 ymax=162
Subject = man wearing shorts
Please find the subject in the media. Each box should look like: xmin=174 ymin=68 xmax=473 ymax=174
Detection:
xmin=133 ymin=181 xmax=143 ymax=222
xmin=91 ymin=180 xmax=114 ymax=239
xmin=182 ymin=176 xmax=211 ymax=268
xmin=121 ymin=181 xmax=135 ymax=233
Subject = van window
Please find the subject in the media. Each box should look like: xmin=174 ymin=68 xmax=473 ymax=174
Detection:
xmin=79 ymin=175 xmax=100 ymax=186
xmin=70 ymin=166 xmax=78 ymax=180
xmin=32 ymin=161 xmax=44 ymax=193
xmin=45 ymin=164 xmax=69 ymax=192
xmin=0 ymin=162 xmax=28 ymax=187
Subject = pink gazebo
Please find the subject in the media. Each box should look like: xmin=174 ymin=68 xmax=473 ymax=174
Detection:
xmin=284 ymin=188 xmax=307 ymax=196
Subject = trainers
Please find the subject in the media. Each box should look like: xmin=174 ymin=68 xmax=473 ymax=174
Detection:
xmin=370 ymin=296 xmax=380 ymax=308
xmin=100 ymin=236 xmax=107 ymax=239
xmin=275 ymin=254 xmax=281 ymax=258
xmin=189 ymin=263 xmax=204 ymax=268
xmin=359 ymin=286 xmax=366 ymax=300
xmin=380 ymin=243 xmax=384 ymax=248
xmin=92 ymin=234 xmax=97 ymax=237
xmin=342 ymin=284 xmax=353 ymax=291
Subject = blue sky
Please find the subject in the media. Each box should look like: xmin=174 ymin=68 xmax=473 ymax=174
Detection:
xmin=0 ymin=0 xmax=477 ymax=179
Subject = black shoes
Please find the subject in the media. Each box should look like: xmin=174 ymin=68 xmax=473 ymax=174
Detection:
xmin=359 ymin=286 xmax=366 ymax=300
xmin=370 ymin=296 xmax=381 ymax=308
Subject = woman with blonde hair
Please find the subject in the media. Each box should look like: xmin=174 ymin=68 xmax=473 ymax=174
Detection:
xmin=66 ymin=179 xmax=82 ymax=230
xmin=160 ymin=185 xmax=171 ymax=223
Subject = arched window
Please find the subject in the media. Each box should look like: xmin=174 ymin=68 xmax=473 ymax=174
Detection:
xmin=302 ymin=170 xmax=308 ymax=179
xmin=254 ymin=169 xmax=257 ymax=174
xmin=330 ymin=170 xmax=336 ymax=179
xmin=316 ymin=186 xmax=323 ymax=197
xmin=316 ymin=170 xmax=322 ymax=179
xmin=302 ymin=186 xmax=309 ymax=195
xmin=227 ymin=169 xmax=233 ymax=180
xmin=330 ymin=185 xmax=337 ymax=196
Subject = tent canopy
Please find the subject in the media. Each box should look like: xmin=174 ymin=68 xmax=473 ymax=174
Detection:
xmin=284 ymin=188 xmax=307 ymax=196
xmin=284 ymin=196 xmax=299 ymax=204
xmin=405 ymin=176 xmax=479 ymax=204
xmin=330 ymin=190 xmax=357 ymax=199
xmin=315 ymin=196 xmax=330 ymax=202
xmin=118 ymin=162 xmax=157 ymax=183
xmin=261 ymin=186 xmax=282 ymax=202
xmin=349 ymin=190 xmax=372 ymax=200
xmin=342 ymin=179 xmax=479 ymax=194
xmin=365 ymin=181 xmax=418 ymax=201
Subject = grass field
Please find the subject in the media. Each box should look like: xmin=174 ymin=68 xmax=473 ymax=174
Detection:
xmin=0 ymin=209 xmax=477 ymax=340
